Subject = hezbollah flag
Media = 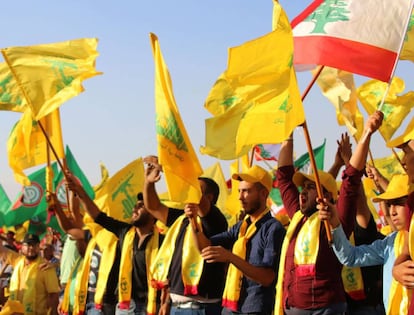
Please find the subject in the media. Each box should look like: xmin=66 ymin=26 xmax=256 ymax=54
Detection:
xmin=400 ymin=9 xmax=414 ymax=61
xmin=202 ymin=162 xmax=237 ymax=226
xmin=7 ymin=109 xmax=65 ymax=185
xmin=150 ymin=33 xmax=202 ymax=204
xmin=315 ymin=67 xmax=364 ymax=141
xmin=54 ymin=145 xmax=95 ymax=211
xmin=1 ymin=38 xmax=101 ymax=120
xmin=201 ymin=3 xmax=305 ymax=160
xmin=357 ymin=77 xmax=414 ymax=141
xmin=0 ymin=62 xmax=27 ymax=112
xmin=94 ymin=158 xmax=145 ymax=222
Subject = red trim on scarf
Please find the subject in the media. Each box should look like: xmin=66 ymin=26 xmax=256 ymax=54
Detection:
xmin=118 ymin=301 xmax=131 ymax=310
xmin=347 ymin=290 xmax=367 ymax=301
xmin=184 ymin=284 xmax=198 ymax=295
xmin=222 ymin=298 xmax=238 ymax=312
xmin=296 ymin=264 xmax=316 ymax=277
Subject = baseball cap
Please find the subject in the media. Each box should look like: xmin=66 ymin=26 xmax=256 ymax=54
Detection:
xmin=232 ymin=165 xmax=273 ymax=193
xmin=22 ymin=233 xmax=40 ymax=245
xmin=373 ymin=174 xmax=414 ymax=202
xmin=387 ymin=117 xmax=414 ymax=148
xmin=293 ymin=170 xmax=338 ymax=200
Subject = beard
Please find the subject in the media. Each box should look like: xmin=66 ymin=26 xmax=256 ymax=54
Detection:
xmin=25 ymin=254 xmax=38 ymax=261
xmin=243 ymin=200 xmax=262 ymax=216
xmin=132 ymin=213 xmax=151 ymax=227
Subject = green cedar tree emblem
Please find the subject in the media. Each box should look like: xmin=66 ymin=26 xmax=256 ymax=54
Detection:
xmin=305 ymin=0 xmax=350 ymax=34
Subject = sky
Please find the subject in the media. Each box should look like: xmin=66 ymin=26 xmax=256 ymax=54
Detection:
xmin=0 ymin=1 xmax=413 ymax=199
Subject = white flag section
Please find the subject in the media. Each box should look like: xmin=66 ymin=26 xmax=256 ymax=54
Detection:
xmin=292 ymin=0 xmax=414 ymax=82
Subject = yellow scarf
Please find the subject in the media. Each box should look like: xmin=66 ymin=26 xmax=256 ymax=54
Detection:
xmin=222 ymin=209 xmax=269 ymax=311
xmin=275 ymin=211 xmax=320 ymax=315
xmin=118 ymin=227 xmax=159 ymax=315
xmin=341 ymin=233 xmax=365 ymax=300
xmin=94 ymin=230 xmax=118 ymax=309
xmin=73 ymin=238 xmax=98 ymax=315
xmin=9 ymin=256 xmax=42 ymax=314
xmin=387 ymin=231 xmax=412 ymax=314
xmin=151 ymin=215 xmax=203 ymax=295
xmin=60 ymin=256 xmax=83 ymax=315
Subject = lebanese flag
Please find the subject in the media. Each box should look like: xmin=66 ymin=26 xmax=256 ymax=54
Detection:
xmin=254 ymin=144 xmax=281 ymax=161
xmin=292 ymin=0 xmax=414 ymax=82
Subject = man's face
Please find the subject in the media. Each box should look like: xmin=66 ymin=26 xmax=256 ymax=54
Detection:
xmin=131 ymin=200 xmax=153 ymax=227
xmin=299 ymin=179 xmax=318 ymax=215
xmin=21 ymin=242 xmax=39 ymax=261
xmin=238 ymin=181 xmax=263 ymax=216
xmin=402 ymin=140 xmax=414 ymax=184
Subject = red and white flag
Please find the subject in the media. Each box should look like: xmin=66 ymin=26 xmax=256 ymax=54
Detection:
xmin=292 ymin=0 xmax=414 ymax=82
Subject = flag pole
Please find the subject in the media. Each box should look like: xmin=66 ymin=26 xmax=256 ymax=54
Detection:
xmin=300 ymin=65 xmax=333 ymax=244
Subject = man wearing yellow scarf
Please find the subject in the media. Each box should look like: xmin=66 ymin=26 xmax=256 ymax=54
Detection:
xmin=144 ymin=160 xmax=228 ymax=315
xmin=275 ymin=111 xmax=383 ymax=315
xmin=384 ymin=117 xmax=414 ymax=315
xmin=320 ymin=174 xmax=414 ymax=314
xmin=66 ymin=171 xmax=159 ymax=315
xmin=0 ymin=233 xmax=60 ymax=315
xmin=187 ymin=165 xmax=286 ymax=315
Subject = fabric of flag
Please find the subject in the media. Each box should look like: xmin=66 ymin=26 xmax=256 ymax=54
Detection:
xmin=201 ymin=3 xmax=305 ymax=160
xmin=400 ymin=10 xmax=414 ymax=61
xmin=0 ymin=62 xmax=27 ymax=112
xmin=254 ymin=144 xmax=281 ymax=161
xmin=202 ymin=162 xmax=237 ymax=226
xmin=93 ymin=162 xmax=110 ymax=194
xmin=357 ymin=77 xmax=414 ymax=141
xmin=7 ymin=109 xmax=65 ymax=185
xmin=292 ymin=0 xmax=414 ymax=82
xmin=150 ymin=33 xmax=202 ymax=204
xmin=0 ymin=185 xmax=11 ymax=226
xmin=315 ymin=67 xmax=364 ymax=140
xmin=93 ymin=158 xmax=144 ymax=222
xmin=294 ymin=139 xmax=326 ymax=173
xmin=54 ymin=146 xmax=95 ymax=211
xmin=1 ymin=38 xmax=101 ymax=120
xmin=2 ymin=163 xmax=57 ymax=227
xmin=369 ymin=151 xmax=405 ymax=181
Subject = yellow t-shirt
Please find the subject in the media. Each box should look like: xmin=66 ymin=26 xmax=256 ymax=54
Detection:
xmin=5 ymin=250 xmax=60 ymax=314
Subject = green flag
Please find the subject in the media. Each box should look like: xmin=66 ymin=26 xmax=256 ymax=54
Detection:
xmin=54 ymin=145 xmax=95 ymax=210
xmin=4 ymin=163 xmax=58 ymax=227
xmin=0 ymin=184 xmax=11 ymax=226
xmin=294 ymin=139 xmax=326 ymax=173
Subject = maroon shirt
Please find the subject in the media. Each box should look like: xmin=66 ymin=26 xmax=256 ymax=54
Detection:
xmin=277 ymin=165 xmax=363 ymax=310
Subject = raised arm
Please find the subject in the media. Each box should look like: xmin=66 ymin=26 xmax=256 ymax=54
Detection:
xmin=349 ymin=111 xmax=383 ymax=171
xmin=328 ymin=132 xmax=352 ymax=179
xmin=143 ymin=155 xmax=169 ymax=224
xmin=65 ymin=170 xmax=102 ymax=220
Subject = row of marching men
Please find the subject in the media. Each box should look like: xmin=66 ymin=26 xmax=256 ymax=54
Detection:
xmin=1 ymin=110 xmax=414 ymax=315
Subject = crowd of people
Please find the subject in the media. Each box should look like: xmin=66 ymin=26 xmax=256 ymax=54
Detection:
xmin=0 ymin=111 xmax=413 ymax=315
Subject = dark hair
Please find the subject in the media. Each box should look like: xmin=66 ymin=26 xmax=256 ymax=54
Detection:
xmin=137 ymin=192 xmax=143 ymax=201
xmin=199 ymin=177 xmax=220 ymax=205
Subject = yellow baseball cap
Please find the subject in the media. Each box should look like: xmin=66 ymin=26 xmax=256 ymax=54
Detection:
xmin=387 ymin=117 xmax=414 ymax=148
xmin=232 ymin=165 xmax=273 ymax=193
xmin=293 ymin=170 xmax=338 ymax=200
xmin=372 ymin=174 xmax=414 ymax=202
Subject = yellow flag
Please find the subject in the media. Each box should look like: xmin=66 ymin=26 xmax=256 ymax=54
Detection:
xmin=357 ymin=77 xmax=414 ymax=141
xmin=0 ymin=62 xmax=27 ymax=112
xmin=369 ymin=151 xmax=405 ymax=180
xmin=7 ymin=109 xmax=65 ymax=185
xmin=400 ymin=10 xmax=414 ymax=61
xmin=93 ymin=162 xmax=110 ymax=194
xmin=315 ymin=67 xmax=364 ymax=141
xmin=202 ymin=162 xmax=237 ymax=226
xmin=149 ymin=33 xmax=202 ymax=204
xmin=201 ymin=3 xmax=304 ymax=160
xmin=1 ymin=38 xmax=101 ymax=120
xmin=94 ymin=158 xmax=145 ymax=222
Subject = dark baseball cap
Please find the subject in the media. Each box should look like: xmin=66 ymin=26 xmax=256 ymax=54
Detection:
xmin=23 ymin=233 xmax=40 ymax=245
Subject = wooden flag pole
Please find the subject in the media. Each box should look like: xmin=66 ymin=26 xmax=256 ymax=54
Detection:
xmin=300 ymin=65 xmax=333 ymax=244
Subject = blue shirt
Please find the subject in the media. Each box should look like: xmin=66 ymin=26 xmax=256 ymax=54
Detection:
xmin=210 ymin=211 xmax=285 ymax=314
xmin=332 ymin=225 xmax=397 ymax=309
